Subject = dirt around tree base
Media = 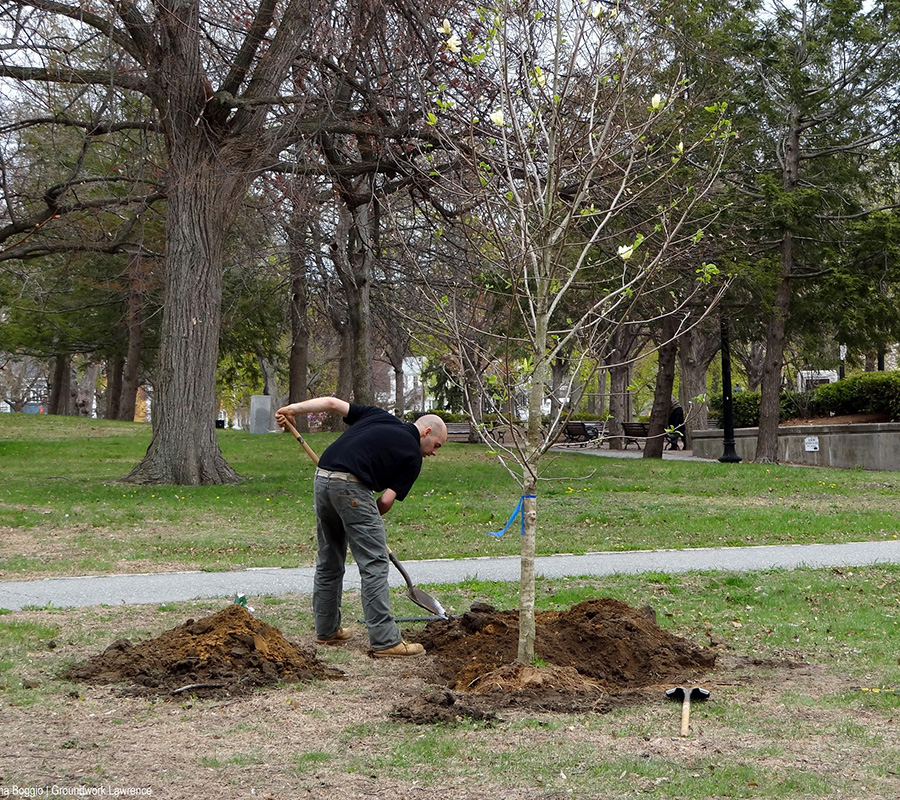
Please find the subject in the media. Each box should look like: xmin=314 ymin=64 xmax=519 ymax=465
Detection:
xmin=61 ymin=605 xmax=344 ymax=697
xmin=399 ymin=598 xmax=717 ymax=721
xmin=61 ymin=597 xmax=716 ymax=717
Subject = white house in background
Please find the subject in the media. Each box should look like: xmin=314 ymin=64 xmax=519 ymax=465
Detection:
xmin=375 ymin=356 xmax=429 ymax=413
xmin=796 ymin=370 xmax=839 ymax=392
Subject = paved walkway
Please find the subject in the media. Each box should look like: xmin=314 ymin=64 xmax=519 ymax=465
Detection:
xmin=2 ymin=540 xmax=899 ymax=612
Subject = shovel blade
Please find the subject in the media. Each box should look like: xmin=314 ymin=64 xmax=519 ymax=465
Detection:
xmin=407 ymin=586 xmax=447 ymax=619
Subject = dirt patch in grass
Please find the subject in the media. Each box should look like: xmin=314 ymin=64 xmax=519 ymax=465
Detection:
xmin=391 ymin=598 xmax=714 ymax=721
xmin=60 ymin=598 xmax=715 ymax=719
xmin=61 ymin=605 xmax=344 ymax=696
xmin=4 ymin=597 xmax=899 ymax=800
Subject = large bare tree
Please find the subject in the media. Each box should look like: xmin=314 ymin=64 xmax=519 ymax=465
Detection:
xmin=0 ymin=0 xmax=461 ymax=482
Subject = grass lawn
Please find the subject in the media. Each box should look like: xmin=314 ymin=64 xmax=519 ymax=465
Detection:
xmin=1 ymin=415 xmax=899 ymax=798
xmin=1 ymin=413 xmax=899 ymax=578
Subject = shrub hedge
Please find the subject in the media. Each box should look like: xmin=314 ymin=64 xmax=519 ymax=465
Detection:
xmin=709 ymin=370 xmax=900 ymax=427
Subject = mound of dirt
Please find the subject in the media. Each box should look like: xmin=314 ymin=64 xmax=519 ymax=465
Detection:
xmin=411 ymin=598 xmax=716 ymax=692
xmin=61 ymin=605 xmax=344 ymax=697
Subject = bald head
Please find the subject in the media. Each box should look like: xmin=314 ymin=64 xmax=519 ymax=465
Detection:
xmin=414 ymin=415 xmax=448 ymax=457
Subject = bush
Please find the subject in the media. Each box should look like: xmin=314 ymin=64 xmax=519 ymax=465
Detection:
xmin=710 ymin=371 xmax=900 ymax=427
xmin=709 ymin=391 xmax=762 ymax=428
xmin=708 ymin=391 xmax=798 ymax=428
xmin=813 ymin=372 xmax=900 ymax=419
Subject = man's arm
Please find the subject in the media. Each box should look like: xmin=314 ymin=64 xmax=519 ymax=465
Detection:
xmin=275 ymin=397 xmax=350 ymax=428
xmin=376 ymin=488 xmax=397 ymax=516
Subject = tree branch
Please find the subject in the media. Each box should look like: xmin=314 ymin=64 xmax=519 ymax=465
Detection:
xmin=0 ymin=64 xmax=147 ymax=94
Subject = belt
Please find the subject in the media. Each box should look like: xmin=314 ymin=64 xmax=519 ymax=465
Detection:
xmin=315 ymin=467 xmax=361 ymax=483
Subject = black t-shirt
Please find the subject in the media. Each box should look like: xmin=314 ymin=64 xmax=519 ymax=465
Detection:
xmin=318 ymin=404 xmax=423 ymax=500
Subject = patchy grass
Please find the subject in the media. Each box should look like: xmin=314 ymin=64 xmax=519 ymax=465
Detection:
xmin=0 ymin=568 xmax=898 ymax=797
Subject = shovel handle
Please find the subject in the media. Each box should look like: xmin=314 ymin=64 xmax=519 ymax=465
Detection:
xmin=281 ymin=417 xmax=320 ymax=466
xmin=388 ymin=550 xmax=415 ymax=591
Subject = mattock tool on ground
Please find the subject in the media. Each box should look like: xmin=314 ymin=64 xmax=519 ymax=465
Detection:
xmin=665 ymin=686 xmax=710 ymax=737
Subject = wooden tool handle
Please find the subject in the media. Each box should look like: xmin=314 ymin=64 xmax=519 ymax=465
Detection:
xmin=388 ymin=550 xmax=415 ymax=591
xmin=680 ymin=698 xmax=691 ymax=737
xmin=281 ymin=417 xmax=320 ymax=466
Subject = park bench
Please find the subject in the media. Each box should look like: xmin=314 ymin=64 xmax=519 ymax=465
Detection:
xmin=621 ymin=421 xmax=650 ymax=449
xmin=445 ymin=422 xmax=475 ymax=443
xmin=562 ymin=420 xmax=602 ymax=446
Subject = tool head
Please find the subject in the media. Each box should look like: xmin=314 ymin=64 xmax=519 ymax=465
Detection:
xmin=666 ymin=686 xmax=710 ymax=702
xmin=407 ymin=586 xmax=448 ymax=619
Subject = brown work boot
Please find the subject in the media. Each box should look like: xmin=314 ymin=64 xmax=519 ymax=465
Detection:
xmin=371 ymin=641 xmax=425 ymax=658
xmin=316 ymin=627 xmax=353 ymax=645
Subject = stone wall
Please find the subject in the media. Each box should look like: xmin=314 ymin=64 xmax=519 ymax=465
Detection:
xmin=692 ymin=422 xmax=900 ymax=471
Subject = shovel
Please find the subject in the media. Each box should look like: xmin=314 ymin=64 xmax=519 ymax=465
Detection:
xmin=665 ymin=686 xmax=710 ymax=737
xmin=281 ymin=417 xmax=447 ymax=619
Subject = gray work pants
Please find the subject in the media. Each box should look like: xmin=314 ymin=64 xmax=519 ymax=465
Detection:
xmin=312 ymin=474 xmax=402 ymax=650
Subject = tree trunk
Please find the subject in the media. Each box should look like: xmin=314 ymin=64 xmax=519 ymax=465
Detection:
xmin=549 ymin=354 xmax=568 ymax=419
xmin=735 ymin=342 xmax=766 ymax=392
xmin=677 ymin=323 xmax=720 ymax=444
xmin=518 ymin=478 xmax=537 ymax=664
xmin=332 ymin=202 xmax=375 ymax=404
xmin=393 ymin=365 xmax=405 ymax=417
xmin=47 ymin=354 xmax=72 ymax=416
xmin=754 ymin=245 xmax=791 ymax=463
xmin=517 ymin=291 xmax=550 ymax=664
xmin=463 ymin=359 xmax=485 ymax=442
xmin=120 ymin=153 xmax=242 ymax=484
xmin=118 ymin=266 xmax=145 ymax=422
xmin=74 ymin=362 xmax=100 ymax=417
xmin=644 ymin=318 xmax=678 ymax=459
xmin=755 ymin=101 xmax=801 ymax=464
xmin=106 ymin=354 xmax=124 ymax=420
xmin=324 ymin=325 xmax=353 ymax=431
xmin=287 ymin=229 xmax=310 ymax=431
xmin=606 ymin=326 xmax=639 ymax=450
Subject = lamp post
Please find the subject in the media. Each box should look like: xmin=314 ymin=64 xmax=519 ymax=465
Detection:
xmin=719 ymin=315 xmax=741 ymax=463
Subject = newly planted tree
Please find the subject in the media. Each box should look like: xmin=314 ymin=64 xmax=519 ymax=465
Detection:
xmin=415 ymin=0 xmax=731 ymax=660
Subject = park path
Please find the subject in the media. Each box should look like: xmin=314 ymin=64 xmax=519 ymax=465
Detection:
xmin=2 ymin=539 xmax=899 ymax=612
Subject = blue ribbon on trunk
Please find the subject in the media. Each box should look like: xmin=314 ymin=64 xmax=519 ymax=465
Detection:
xmin=487 ymin=494 xmax=537 ymax=537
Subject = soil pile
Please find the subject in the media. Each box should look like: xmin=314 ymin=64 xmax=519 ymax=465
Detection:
xmin=411 ymin=598 xmax=716 ymax=693
xmin=62 ymin=605 xmax=344 ymax=697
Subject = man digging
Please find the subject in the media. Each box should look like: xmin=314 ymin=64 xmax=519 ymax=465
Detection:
xmin=275 ymin=397 xmax=447 ymax=658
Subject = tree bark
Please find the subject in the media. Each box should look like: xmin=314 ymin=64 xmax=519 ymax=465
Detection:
xmin=106 ymin=354 xmax=124 ymax=420
xmin=118 ymin=262 xmax=146 ymax=422
xmin=287 ymin=224 xmax=310 ymax=430
xmin=74 ymin=362 xmax=99 ymax=417
xmin=677 ymin=323 xmax=720 ymax=443
xmin=332 ymin=202 xmax=375 ymax=404
xmin=755 ymin=100 xmax=801 ymax=464
xmin=644 ymin=317 xmax=678 ymax=459
xmin=734 ymin=342 xmax=765 ymax=392
xmin=47 ymin=354 xmax=72 ymax=416
xmin=606 ymin=326 xmax=639 ymax=450
xmin=518 ymin=483 xmax=537 ymax=664
xmin=121 ymin=152 xmax=243 ymax=484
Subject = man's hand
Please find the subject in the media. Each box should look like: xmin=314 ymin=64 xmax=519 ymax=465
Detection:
xmin=274 ymin=406 xmax=295 ymax=430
